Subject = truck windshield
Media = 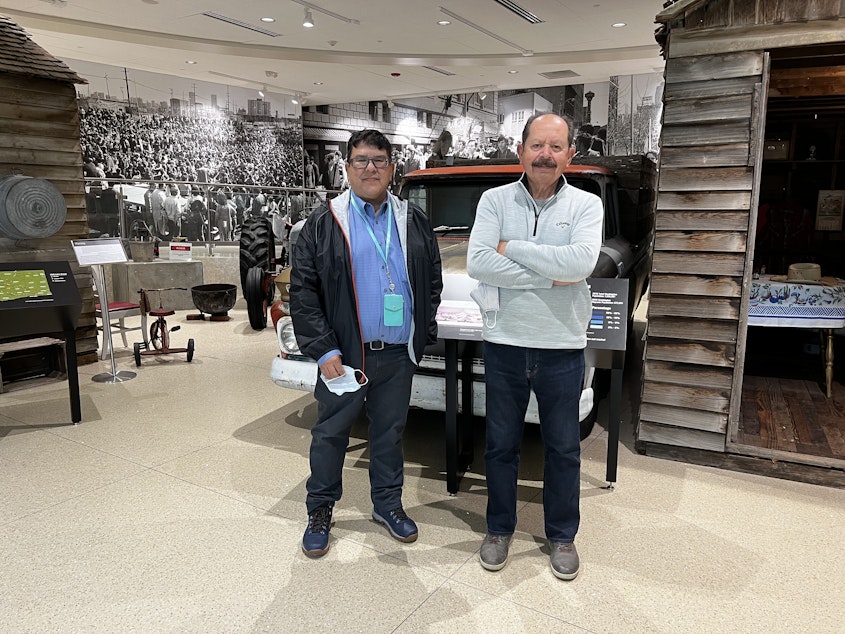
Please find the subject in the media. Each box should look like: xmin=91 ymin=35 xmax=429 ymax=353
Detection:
xmin=406 ymin=175 xmax=602 ymax=236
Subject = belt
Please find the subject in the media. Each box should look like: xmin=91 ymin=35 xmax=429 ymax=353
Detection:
xmin=365 ymin=341 xmax=405 ymax=351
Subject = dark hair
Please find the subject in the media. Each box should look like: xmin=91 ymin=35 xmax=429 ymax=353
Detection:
xmin=522 ymin=112 xmax=575 ymax=146
xmin=347 ymin=129 xmax=392 ymax=157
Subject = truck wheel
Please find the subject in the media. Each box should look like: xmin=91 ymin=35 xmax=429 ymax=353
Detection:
xmin=245 ymin=266 xmax=269 ymax=330
xmin=239 ymin=218 xmax=275 ymax=294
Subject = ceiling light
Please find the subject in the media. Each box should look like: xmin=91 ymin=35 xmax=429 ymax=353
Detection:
xmin=291 ymin=96 xmax=299 ymax=104
xmin=258 ymin=90 xmax=264 ymax=98
xmin=303 ymin=8 xmax=315 ymax=28
xmin=260 ymin=17 xmax=275 ymax=23
xmin=479 ymin=91 xmax=487 ymax=101
xmin=288 ymin=0 xmax=359 ymax=25
xmin=186 ymin=60 xmax=197 ymax=65
xmin=438 ymin=20 xmax=451 ymax=25
xmin=313 ymin=81 xmax=324 ymax=85
xmin=508 ymin=69 xmax=518 ymax=74
xmin=612 ymin=22 xmax=627 ymax=27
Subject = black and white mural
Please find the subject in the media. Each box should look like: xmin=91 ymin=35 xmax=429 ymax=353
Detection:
xmin=69 ymin=58 xmax=662 ymax=242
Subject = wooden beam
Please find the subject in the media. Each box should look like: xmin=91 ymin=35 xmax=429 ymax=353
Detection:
xmin=650 ymin=272 xmax=742 ymax=297
xmin=658 ymin=167 xmax=754 ymax=192
xmin=652 ymin=251 xmax=746 ymax=276
xmin=668 ymin=20 xmax=845 ymax=58
xmin=656 ymin=211 xmax=750 ymax=231
xmin=654 ymin=230 xmax=747 ymax=252
xmin=649 ymin=295 xmax=740 ymax=319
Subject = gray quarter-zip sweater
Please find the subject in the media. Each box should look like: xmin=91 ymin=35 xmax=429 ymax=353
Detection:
xmin=466 ymin=174 xmax=603 ymax=349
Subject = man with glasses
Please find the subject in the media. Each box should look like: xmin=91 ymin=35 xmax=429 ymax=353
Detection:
xmin=290 ymin=129 xmax=442 ymax=558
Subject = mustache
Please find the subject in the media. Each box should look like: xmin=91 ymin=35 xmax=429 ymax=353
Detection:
xmin=531 ymin=158 xmax=557 ymax=168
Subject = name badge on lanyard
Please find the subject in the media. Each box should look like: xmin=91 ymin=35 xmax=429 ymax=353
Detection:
xmin=384 ymin=293 xmax=403 ymax=326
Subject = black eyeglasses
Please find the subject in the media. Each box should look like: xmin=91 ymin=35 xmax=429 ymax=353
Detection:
xmin=349 ymin=156 xmax=390 ymax=169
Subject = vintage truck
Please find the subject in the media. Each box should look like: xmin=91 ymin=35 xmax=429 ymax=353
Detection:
xmin=267 ymin=155 xmax=656 ymax=439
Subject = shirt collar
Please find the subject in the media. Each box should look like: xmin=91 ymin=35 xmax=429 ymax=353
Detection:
xmin=350 ymin=189 xmax=388 ymax=218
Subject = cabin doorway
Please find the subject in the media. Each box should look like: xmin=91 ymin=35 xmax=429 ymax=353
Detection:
xmin=732 ymin=44 xmax=845 ymax=469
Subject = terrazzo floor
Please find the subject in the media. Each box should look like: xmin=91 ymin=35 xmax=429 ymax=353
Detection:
xmin=1 ymin=300 xmax=844 ymax=633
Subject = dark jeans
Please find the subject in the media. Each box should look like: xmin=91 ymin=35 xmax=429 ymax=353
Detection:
xmin=306 ymin=345 xmax=415 ymax=515
xmin=483 ymin=342 xmax=584 ymax=542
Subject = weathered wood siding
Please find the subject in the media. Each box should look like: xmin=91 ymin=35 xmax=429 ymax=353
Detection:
xmin=638 ymin=49 xmax=765 ymax=452
xmin=0 ymin=72 xmax=96 ymax=362
xmin=643 ymin=0 xmax=845 ymax=461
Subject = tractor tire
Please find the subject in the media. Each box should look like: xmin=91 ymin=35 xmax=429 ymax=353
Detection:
xmin=245 ymin=265 xmax=270 ymax=330
xmin=239 ymin=217 xmax=275 ymax=294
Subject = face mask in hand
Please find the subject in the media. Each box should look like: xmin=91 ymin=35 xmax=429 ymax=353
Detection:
xmin=320 ymin=365 xmax=368 ymax=395
xmin=470 ymin=282 xmax=499 ymax=328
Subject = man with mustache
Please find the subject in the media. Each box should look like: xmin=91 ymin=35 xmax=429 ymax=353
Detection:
xmin=467 ymin=113 xmax=603 ymax=580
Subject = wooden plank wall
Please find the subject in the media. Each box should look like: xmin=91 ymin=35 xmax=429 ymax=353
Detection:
xmin=637 ymin=50 xmax=765 ymax=452
xmin=0 ymin=72 xmax=97 ymax=363
xmin=675 ymin=0 xmax=842 ymax=29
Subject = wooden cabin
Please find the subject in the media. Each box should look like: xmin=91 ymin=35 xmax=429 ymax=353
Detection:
xmin=638 ymin=0 xmax=845 ymax=486
xmin=0 ymin=16 xmax=96 ymax=364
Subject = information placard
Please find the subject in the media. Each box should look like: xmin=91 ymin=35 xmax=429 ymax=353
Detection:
xmin=71 ymin=238 xmax=128 ymax=266
xmin=586 ymin=277 xmax=629 ymax=351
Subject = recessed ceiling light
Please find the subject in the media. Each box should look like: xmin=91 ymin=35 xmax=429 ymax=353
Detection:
xmin=508 ymin=70 xmax=518 ymax=74
xmin=438 ymin=20 xmax=451 ymax=25
xmin=186 ymin=60 xmax=197 ymax=64
xmin=611 ymin=22 xmax=627 ymax=28
xmin=260 ymin=17 xmax=275 ymax=23
xmin=313 ymin=81 xmax=323 ymax=85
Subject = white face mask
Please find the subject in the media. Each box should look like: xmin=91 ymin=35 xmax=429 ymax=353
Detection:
xmin=320 ymin=365 xmax=368 ymax=395
xmin=470 ymin=282 xmax=499 ymax=328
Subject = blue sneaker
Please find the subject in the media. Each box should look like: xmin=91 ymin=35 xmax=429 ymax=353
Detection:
xmin=372 ymin=507 xmax=418 ymax=543
xmin=302 ymin=504 xmax=333 ymax=557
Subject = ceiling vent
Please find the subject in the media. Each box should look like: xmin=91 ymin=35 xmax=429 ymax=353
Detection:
xmin=423 ymin=66 xmax=456 ymax=76
xmin=201 ymin=12 xmax=281 ymax=37
xmin=538 ymin=70 xmax=580 ymax=80
xmin=492 ymin=0 xmax=544 ymax=24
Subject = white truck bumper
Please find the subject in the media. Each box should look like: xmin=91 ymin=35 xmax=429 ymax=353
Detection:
xmin=270 ymin=355 xmax=595 ymax=423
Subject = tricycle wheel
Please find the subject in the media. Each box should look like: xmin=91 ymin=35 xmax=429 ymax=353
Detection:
xmin=134 ymin=342 xmax=142 ymax=367
xmin=245 ymin=266 xmax=269 ymax=330
xmin=187 ymin=338 xmax=195 ymax=362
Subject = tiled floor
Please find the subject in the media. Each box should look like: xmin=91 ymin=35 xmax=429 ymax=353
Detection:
xmin=2 ymin=302 xmax=845 ymax=633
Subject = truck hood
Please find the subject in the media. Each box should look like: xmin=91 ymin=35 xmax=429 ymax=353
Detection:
xmin=438 ymin=238 xmax=470 ymax=275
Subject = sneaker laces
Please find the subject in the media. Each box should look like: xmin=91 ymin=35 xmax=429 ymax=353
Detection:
xmin=389 ymin=507 xmax=409 ymax=521
xmin=487 ymin=535 xmax=508 ymax=544
xmin=308 ymin=506 xmax=332 ymax=534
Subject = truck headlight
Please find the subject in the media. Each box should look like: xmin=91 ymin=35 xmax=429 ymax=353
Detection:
xmin=276 ymin=316 xmax=300 ymax=355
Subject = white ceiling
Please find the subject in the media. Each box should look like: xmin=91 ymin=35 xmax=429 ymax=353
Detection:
xmin=0 ymin=0 xmax=667 ymax=105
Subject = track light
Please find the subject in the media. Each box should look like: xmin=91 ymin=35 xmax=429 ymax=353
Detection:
xmin=258 ymin=89 xmax=265 ymax=98
xmin=303 ymin=8 xmax=314 ymax=28
xmin=478 ymin=91 xmax=487 ymax=101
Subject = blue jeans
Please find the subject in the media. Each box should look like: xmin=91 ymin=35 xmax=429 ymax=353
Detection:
xmin=483 ymin=342 xmax=584 ymax=542
xmin=306 ymin=345 xmax=415 ymax=515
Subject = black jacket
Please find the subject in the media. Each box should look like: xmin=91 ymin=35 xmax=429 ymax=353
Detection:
xmin=290 ymin=189 xmax=442 ymax=373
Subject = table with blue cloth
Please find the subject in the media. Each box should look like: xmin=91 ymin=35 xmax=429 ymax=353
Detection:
xmin=748 ymin=274 xmax=845 ymax=397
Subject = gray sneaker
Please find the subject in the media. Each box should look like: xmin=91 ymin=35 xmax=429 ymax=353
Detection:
xmin=479 ymin=533 xmax=513 ymax=571
xmin=549 ymin=541 xmax=580 ymax=580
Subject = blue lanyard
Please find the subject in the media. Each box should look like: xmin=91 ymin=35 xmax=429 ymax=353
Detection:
xmin=350 ymin=195 xmax=395 ymax=291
